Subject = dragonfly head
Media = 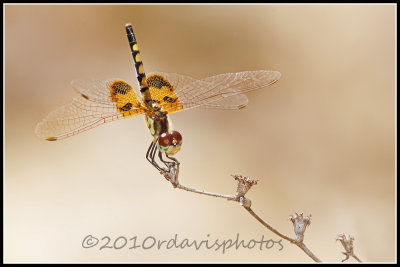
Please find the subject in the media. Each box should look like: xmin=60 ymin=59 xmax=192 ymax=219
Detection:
xmin=157 ymin=130 xmax=182 ymax=155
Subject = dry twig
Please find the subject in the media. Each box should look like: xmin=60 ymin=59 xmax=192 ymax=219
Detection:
xmin=159 ymin=162 xmax=361 ymax=262
xmin=336 ymin=234 xmax=362 ymax=262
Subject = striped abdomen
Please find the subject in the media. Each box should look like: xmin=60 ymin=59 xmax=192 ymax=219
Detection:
xmin=125 ymin=23 xmax=152 ymax=108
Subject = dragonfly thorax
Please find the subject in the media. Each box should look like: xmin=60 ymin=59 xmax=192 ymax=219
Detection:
xmin=144 ymin=110 xmax=168 ymax=137
xmin=144 ymin=111 xmax=182 ymax=156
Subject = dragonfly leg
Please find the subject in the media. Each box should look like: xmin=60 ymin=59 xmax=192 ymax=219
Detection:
xmin=146 ymin=141 xmax=166 ymax=172
xmin=158 ymin=151 xmax=169 ymax=167
xmin=159 ymin=151 xmax=180 ymax=168
xmin=166 ymin=154 xmax=180 ymax=165
xmin=158 ymin=151 xmax=180 ymax=185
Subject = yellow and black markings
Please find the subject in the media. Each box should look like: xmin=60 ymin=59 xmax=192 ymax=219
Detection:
xmin=147 ymin=74 xmax=183 ymax=113
xmin=125 ymin=24 xmax=152 ymax=107
xmin=108 ymin=79 xmax=145 ymax=118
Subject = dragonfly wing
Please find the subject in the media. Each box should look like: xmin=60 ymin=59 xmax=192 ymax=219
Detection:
xmin=200 ymin=94 xmax=248 ymax=110
xmin=71 ymin=79 xmax=140 ymax=105
xmin=154 ymin=70 xmax=280 ymax=113
xmin=35 ymin=79 xmax=145 ymax=141
xmin=71 ymin=79 xmax=114 ymax=104
xmin=35 ymin=97 xmax=124 ymax=140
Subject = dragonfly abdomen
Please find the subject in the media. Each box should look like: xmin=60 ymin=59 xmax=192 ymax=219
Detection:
xmin=125 ymin=23 xmax=152 ymax=107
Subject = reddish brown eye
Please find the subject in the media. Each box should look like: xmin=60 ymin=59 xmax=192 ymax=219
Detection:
xmin=171 ymin=130 xmax=182 ymax=142
xmin=159 ymin=133 xmax=173 ymax=146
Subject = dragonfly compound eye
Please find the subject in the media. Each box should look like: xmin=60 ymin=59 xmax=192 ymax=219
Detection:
xmin=158 ymin=133 xmax=173 ymax=147
xmin=165 ymin=131 xmax=182 ymax=156
xmin=157 ymin=133 xmax=173 ymax=153
xmin=171 ymin=130 xmax=182 ymax=142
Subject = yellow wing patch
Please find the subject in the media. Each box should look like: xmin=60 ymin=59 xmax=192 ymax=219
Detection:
xmin=108 ymin=80 xmax=146 ymax=117
xmin=146 ymin=74 xmax=183 ymax=113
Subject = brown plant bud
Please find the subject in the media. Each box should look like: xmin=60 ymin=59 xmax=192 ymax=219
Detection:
xmin=289 ymin=212 xmax=312 ymax=243
xmin=336 ymin=233 xmax=356 ymax=262
xmin=232 ymin=174 xmax=259 ymax=199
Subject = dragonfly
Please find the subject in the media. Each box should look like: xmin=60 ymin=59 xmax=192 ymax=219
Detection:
xmin=35 ymin=23 xmax=281 ymax=177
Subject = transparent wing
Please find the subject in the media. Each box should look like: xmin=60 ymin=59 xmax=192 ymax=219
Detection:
xmin=200 ymin=94 xmax=248 ymax=110
xmin=152 ymin=70 xmax=281 ymax=113
xmin=71 ymin=79 xmax=117 ymax=105
xmin=35 ymin=79 xmax=144 ymax=141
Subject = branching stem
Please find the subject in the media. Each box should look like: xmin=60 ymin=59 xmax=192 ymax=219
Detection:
xmin=173 ymin=181 xmax=321 ymax=262
xmin=162 ymin=164 xmax=360 ymax=263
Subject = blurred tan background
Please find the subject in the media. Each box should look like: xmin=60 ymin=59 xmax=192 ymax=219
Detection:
xmin=4 ymin=4 xmax=395 ymax=263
